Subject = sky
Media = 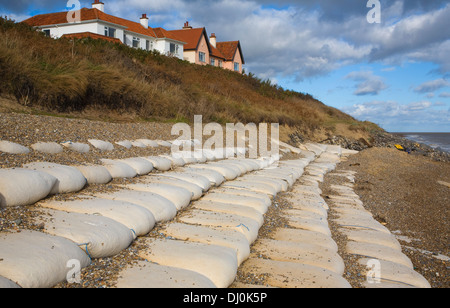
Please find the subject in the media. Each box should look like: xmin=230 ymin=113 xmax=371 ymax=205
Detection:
xmin=1 ymin=0 xmax=449 ymax=132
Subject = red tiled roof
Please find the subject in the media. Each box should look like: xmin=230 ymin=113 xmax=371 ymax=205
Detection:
xmin=216 ymin=41 xmax=245 ymax=64
xmin=153 ymin=27 xmax=185 ymax=43
xmin=210 ymin=45 xmax=225 ymax=60
xmin=61 ymin=31 xmax=122 ymax=44
xmin=167 ymin=27 xmax=210 ymax=52
xmin=23 ymin=8 xmax=160 ymax=38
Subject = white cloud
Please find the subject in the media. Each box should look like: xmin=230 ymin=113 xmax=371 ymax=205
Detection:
xmin=345 ymin=71 xmax=388 ymax=96
xmin=414 ymin=78 xmax=450 ymax=93
xmin=344 ymin=100 xmax=450 ymax=131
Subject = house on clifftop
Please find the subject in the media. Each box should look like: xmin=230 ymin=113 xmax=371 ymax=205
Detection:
xmin=168 ymin=22 xmax=245 ymax=74
xmin=22 ymin=0 xmax=185 ymax=59
xmin=22 ymin=0 xmax=245 ymax=73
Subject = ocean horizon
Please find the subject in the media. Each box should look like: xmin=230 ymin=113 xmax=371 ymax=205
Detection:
xmin=392 ymin=132 xmax=450 ymax=153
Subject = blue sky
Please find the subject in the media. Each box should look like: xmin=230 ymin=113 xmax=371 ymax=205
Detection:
xmin=1 ymin=0 xmax=449 ymax=132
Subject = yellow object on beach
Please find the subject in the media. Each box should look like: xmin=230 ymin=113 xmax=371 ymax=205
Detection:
xmin=394 ymin=144 xmax=404 ymax=151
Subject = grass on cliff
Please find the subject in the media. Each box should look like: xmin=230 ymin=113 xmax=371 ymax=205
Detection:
xmin=0 ymin=17 xmax=382 ymax=141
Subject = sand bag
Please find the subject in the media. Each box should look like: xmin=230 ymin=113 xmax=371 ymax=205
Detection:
xmin=222 ymin=180 xmax=278 ymax=197
xmin=161 ymin=222 xmax=251 ymax=265
xmin=143 ymin=176 xmax=203 ymax=200
xmin=61 ymin=141 xmax=90 ymax=153
xmin=136 ymin=139 xmax=159 ymax=147
xmin=40 ymin=197 xmax=156 ymax=237
xmin=0 ymin=140 xmax=30 ymax=154
xmin=131 ymin=140 xmax=146 ymax=148
xmin=115 ymin=261 xmax=216 ymax=288
xmin=182 ymin=168 xmax=225 ymax=186
xmin=213 ymin=187 xmax=272 ymax=208
xmin=120 ymin=157 xmax=154 ymax=175
xmin=31 ymin=142 xmax=63 ymax=154
xmin=142 ymin=156 xmax=172 ymax=171
xmin=0 ymin=276 xmax=21 ymax=288
xmin=139 ymin=238 xmax=238 ymax=288
xmin=34 ymin=208 xmax=134 ymax=258
xmin=88 ymin=139 xmax=114 ymax=151
xmin=24 ymin=162 xmax=87 ymax=195
xmin=188 ymin=163 xmax=239 ymax=180
xmin=201 ymin=191 xmax=270 ymax=214
xmin=0 ymin=168 xmax=57 ymax=208
xmin=193 ymin=200 xmax=265 ymax=227
xmin=179 ymin=209 xmax=261 ymax=244
xmin=159 ymin=172 xmax=211 ymax=192
xmin=0 ymin=230 xmax=91 ymax=288
xmin=116 ymin=140 xmax=133 ymax=149
xmin=74 ymin=164 xmax=112 ymax=185
xmin=95 ymin=190 xmax=178 ymax=223
xmin=100 ymin=159 xmax=137 ymax=179
xmin=122 ymin=182 xmax=192 ymax=210
xmin=161 ymin=155 xmax=186 ymax=167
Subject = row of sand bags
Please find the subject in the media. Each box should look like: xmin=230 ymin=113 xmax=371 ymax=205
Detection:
xmin=0 ymin=147 xmax=253 ymax=208
xmin=0 ymin=138 xmax=176 ymax=155
xmin=0 ymin=149 xmax=297 ymax=288
xmin=114 ymin=156 xmax=315 ymax=288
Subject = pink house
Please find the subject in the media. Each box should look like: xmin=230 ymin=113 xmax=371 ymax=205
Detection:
xmin=169 ymin=22 xmax=245 ymax=74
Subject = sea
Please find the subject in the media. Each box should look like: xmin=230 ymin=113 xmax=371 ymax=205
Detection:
xmin=392 ymin=133 xmax=450 ymax=153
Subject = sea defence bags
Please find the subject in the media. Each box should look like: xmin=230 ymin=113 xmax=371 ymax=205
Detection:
xmin=31 ymin=142 xmax=63 ymax=154
xmin=0 ymin=276 xmax=20 ymax=288
xmin=61 ymin=141 xmax=90 ymax=153
xmin=88 ymin=139 xmax=114 ymax=151
xmin=0 ymin=168 xmax=57 ymax=208
xmin=142 ymin=156 xmax=172 ymax=171
xmin=0 ymin=140 xmax=30 ymax=154
xmin=119 ymin=158 xmax=154 ymax=175
xmin=0 ymin=230 xmax=91 ymax=288
xmin=143 ymin=175 xmax=204 ymax=200
xmin=33 ymin=208 xmax=134 ymax=258
xmin=23 ymin=162 xmax=87 ymax=195
xmin=100 ymin=159 xmax=137 ymax=179
xmin=95 ymin=190 xmax=178 ymax=223
xmin=160 ymin=222 xmax=251 ymax=266
xmin=122 ymin=182 xmax=192 ymax=210
xmin=158 ymin=172 xmax=211 ymax=192
xmin=74 ymin=164 xmax=112 ymax=185
xmin=115 ymin=261 xmax=216 ymax=288
xmin=138 ymin=238 xmax=239 ymax=288
xmin=40 ymin=197 xmax=156 ymax=237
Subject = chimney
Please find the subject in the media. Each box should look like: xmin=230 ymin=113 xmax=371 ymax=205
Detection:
xmin=183 ymin=21 xmax=192 ymax=29
xmin=140 ymin=14 xmax=149 ymax=29
xmin=210 ymin=33 xmax=216 ymax=48
xmin=92 ymin=0 xmax=105 ymax=12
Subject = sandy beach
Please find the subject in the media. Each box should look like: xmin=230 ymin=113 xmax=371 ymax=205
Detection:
xmin=0 ymin=112 xmax=448 ymax=288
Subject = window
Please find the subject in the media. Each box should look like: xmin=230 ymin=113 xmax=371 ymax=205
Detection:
xmin=210 ymin=58 xmax=215 ymax=66
xmin=104 ymin=26 xmax=116 ymax=38
xmin=170 ymin=43 xmax=178 ymax=55
xmin=234 ymin=62 xmax=240 ymax=71
xmin=146 ymin=40 xmax=150 ymax=51
xmin=199 ymin=52 xmax=206 ymax=63
xmin=132 ymin=37 xmax=140 ymax=48
xmin=218 ymin=60 xmax=223 ymax=68
xmin=43 ymin=29 xmax=50 ymax=37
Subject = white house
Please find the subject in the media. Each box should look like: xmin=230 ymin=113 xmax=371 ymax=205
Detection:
xmin=23 ymin=0 xmax=186 ymax=59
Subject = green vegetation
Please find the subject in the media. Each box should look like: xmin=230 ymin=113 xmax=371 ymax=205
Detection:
xmin=0 ymin=17 xmax=383 ymax=140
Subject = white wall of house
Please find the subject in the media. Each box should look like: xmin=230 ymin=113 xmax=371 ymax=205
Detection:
xmin=39 ymin=21 xmax=184 ymax=60
xmin=154 ymin=39 xmax=183 ymax=59
xmin=42 ymin=22 xmax=100 ymax=39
